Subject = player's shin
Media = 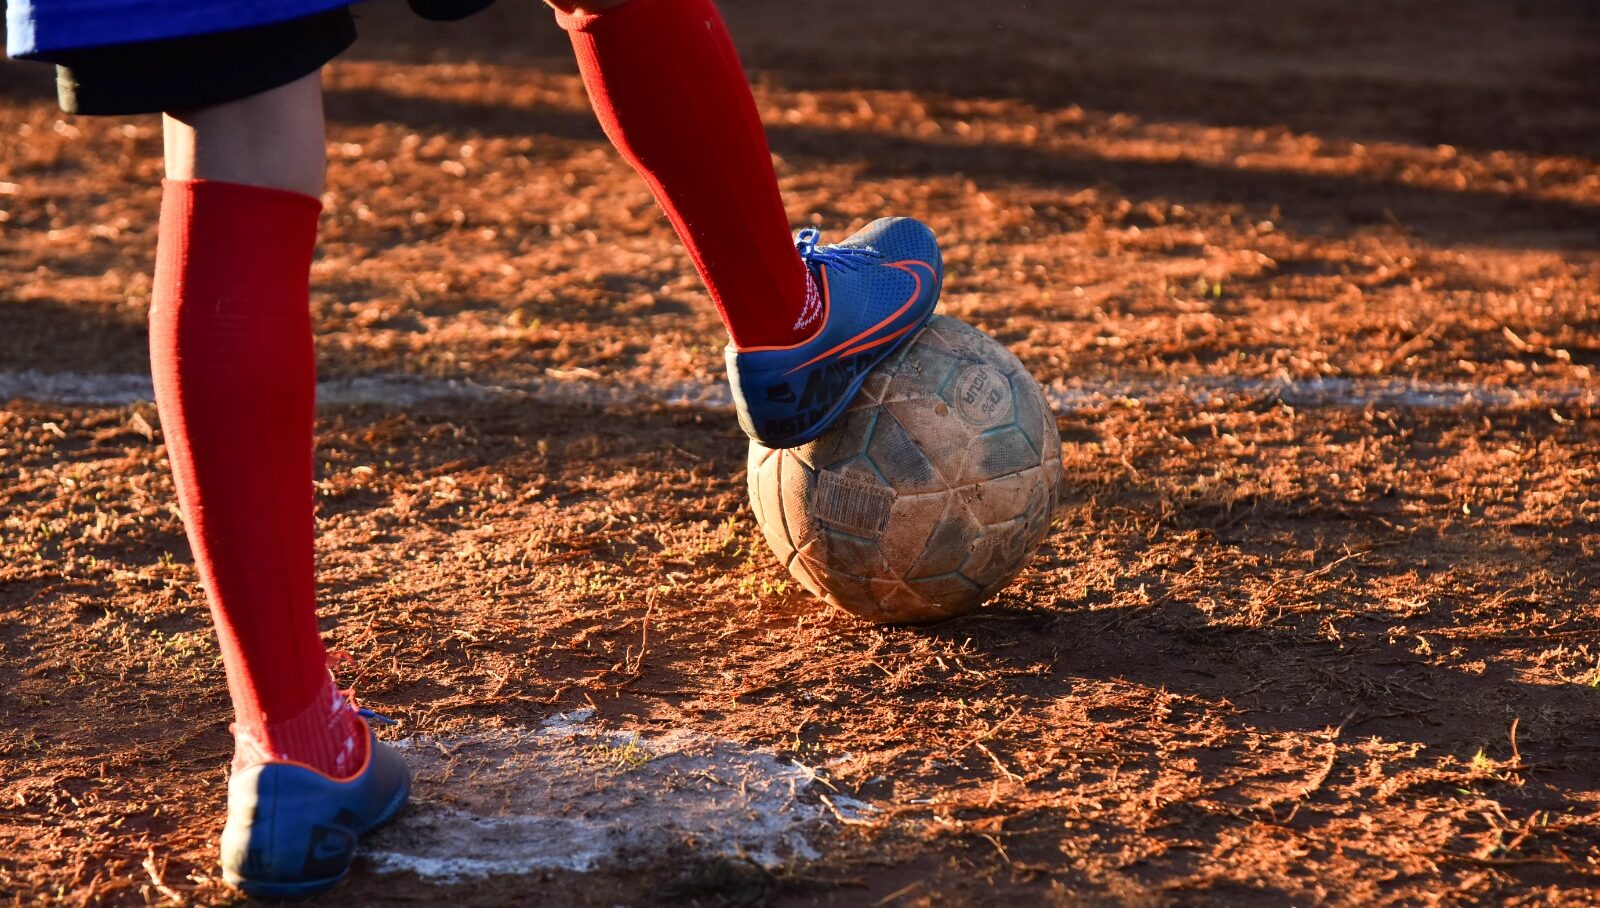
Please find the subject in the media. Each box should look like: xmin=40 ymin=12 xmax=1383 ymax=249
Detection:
xmin=559 ymin=1 xmax=945 ymax=449
xmin=149 ymin=178 xmax=365 ymax=777
xmin=558 ymin=0 xmax=814 ymax=349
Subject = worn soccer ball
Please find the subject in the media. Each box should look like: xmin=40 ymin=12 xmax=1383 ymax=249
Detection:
xmin=747 ymin=315 xmax=1063 ymax=624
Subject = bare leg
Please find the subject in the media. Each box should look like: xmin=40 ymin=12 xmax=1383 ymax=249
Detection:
xmin=162 ymin=70 xmax=326 ymax=195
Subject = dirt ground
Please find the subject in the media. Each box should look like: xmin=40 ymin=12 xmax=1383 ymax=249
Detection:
xmin=2 ymin=0 xmax=1599 ymax=904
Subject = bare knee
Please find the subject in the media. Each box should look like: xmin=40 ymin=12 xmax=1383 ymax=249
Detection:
xmin=163 ymin=71 xmax=327 ymax=198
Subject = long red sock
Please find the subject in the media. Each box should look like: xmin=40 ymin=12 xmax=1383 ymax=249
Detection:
xmin=150 ymin=179 xmax=363 ymax=778
xmin=560 ymin=0 xmax=818 ymax=349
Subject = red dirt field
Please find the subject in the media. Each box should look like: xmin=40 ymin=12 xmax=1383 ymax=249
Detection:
xmin=2 ymin=1 xmax=1598 ymax=905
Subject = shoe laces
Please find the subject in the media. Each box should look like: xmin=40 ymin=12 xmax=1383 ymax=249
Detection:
xmin=795 ymin=227 xmax=883 ymax=273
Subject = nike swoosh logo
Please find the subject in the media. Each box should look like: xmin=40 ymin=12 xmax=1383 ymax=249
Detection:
xmin=783 ymin=260 xmax=936 ymax=376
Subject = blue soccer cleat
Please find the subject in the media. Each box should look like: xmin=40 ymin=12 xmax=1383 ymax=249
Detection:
xmin=727 ymin=217 xmax=943 ymax=448
xmin=219 ymin=714 xmax=411 ymax=898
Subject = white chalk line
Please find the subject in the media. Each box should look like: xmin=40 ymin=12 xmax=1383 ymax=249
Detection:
xmin=363 ymin=708 xmax=868 ymax=881
xmin=0 ymin=369 xmax=1593 ymax=414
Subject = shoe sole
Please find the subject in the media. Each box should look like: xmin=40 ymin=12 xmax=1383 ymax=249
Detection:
xmin=221 ymin=769 xmax=413 ymax=898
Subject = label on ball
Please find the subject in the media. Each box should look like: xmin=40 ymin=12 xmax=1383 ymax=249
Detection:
xmin=814 ymin=471 xmax=894 ymax=538
xmin=953 ymin=365 xmax=1012 ymax=428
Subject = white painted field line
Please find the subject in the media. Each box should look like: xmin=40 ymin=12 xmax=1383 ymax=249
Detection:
xmin=364 ymin=708 xmax=839 ymax=881
xmin=0 ymin=369 xmax=1593 ymax=413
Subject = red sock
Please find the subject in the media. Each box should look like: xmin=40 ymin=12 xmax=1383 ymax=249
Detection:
xmin=560 ymin=0 xmax=817 ymax=349
xmin=151 ymin=179 xmax=364 ymax=778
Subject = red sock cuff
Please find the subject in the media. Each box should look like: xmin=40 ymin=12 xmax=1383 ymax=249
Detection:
xmin=155 ymin=180 xmax=322 ymax=324
xmin=158 ymin=180 xmax=323 ymax=264
xmin=161 ymin=177 xmax=323 ymax=212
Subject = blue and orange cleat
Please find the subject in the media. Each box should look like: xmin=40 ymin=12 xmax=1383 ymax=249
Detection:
xmin=219 ymin=713 xmax=411 ymax=898
xmin=727 ymin=217 xmax=943 ymax=448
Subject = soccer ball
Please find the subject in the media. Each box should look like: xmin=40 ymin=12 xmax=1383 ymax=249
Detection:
xmin=747 ymin=315 xmax=1062 ymax=624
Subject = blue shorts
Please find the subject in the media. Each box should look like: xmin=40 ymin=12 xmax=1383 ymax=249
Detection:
xmin=6 ymin=0 xmax=353 ymax=59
